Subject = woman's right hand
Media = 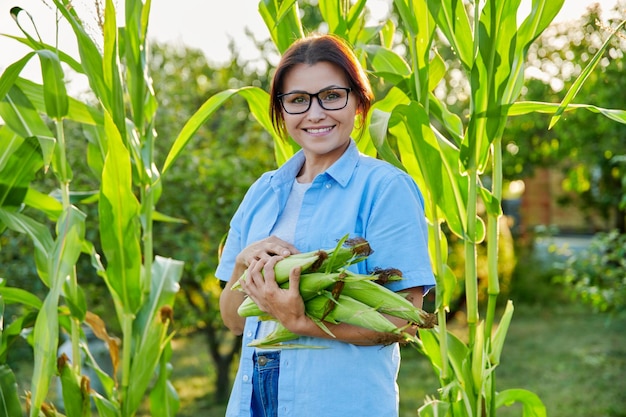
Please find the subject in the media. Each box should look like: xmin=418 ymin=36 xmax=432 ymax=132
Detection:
xmin=220 ymin=236 xmax=299 ymax=335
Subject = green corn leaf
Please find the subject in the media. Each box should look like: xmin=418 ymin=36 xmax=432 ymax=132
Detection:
xmin=0 ymin=52 xmax=34 ymax=102
xmin=92 ymin=391 xmax=121 ymax=417
xmin=425 ymin=0 xmax=473 ymax=70
xmin=163 ymin=87 xmax=283 ymax=173
xmin=258 ymin=0 xmax=304 ymax=54
xmin=16 ymin=78 xmax=104 ymax=126
xmin=509 ymin=101 xmax=626 ymax=124
xmin=37 ymin=49 xmax=69 ymax=119
xmin=29 ymin=293 xmax=60 ymax=416
xmin=0 ymin=84 xmax=54 ymax=140
xmin=550 ymin=19 xmax=626 ymax=128
xmin=99 ymin=111 xmax=143 ymax=314
xmin=495 ymin=388 xmax=547 ymax=417
xmin=489 ymin=300 xmax=514 ymax=365
xmin=23 ymin=188 xmax=63 ymax=221
xmin=50 ymin=0 xmax=108 ymax=110
xmin=0 ymin=286 xmax=43 ymax=310
xmin=0 ymin=209 xmax=53 ymax=286
xmin=0 ymin=365 xmax=22 ymax=417
xmin=149 ymin=343 xmax=180 ymax=417
xmin=0 ymin=135 xmax=43 ymax=210
xmin=135 ymin=256 xmax=183 ymax=346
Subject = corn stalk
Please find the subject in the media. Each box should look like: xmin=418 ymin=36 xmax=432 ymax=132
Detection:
xmin=163 ymin=1 xmax=626 ymax=416
xmin=0 ymin=0 xmax=183 ymax=415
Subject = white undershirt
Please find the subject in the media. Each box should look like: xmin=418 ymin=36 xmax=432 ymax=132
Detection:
xmin=255 ymin=179 xmax=311 ymax=351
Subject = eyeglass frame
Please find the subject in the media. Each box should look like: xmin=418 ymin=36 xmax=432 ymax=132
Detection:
xmin=277 ymin=87 xmax=352 ymax=115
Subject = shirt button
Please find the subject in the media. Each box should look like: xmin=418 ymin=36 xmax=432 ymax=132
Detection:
xmin=243 ymin=375 xmax=249 ymax=382
xmin=246 ymin=331 xmax=253 ymax=338
xmin=325 ymin=183 xmax=331 ymax=189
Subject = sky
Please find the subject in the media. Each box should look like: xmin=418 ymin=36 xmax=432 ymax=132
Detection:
xmin=0 ymin=0 xmax=621 ymax=88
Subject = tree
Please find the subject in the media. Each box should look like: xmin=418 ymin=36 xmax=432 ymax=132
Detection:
xmin=148 ymin=41 xmax=276 ymax=402
xmin=503 ymin=2 xmax=626 ymax=232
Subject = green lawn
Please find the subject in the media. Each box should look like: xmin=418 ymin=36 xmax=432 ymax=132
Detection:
xmin=166 ymin=302 xmax=626 ymax=417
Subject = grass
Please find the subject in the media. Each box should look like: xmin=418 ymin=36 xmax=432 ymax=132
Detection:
xmin=164 ymin=301 xmax=626 ymax=417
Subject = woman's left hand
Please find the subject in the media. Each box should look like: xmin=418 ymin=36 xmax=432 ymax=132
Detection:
xmin=239 ymin=256 xmax=308 ymax=332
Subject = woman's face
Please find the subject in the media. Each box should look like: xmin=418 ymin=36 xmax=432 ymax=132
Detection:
xmin=280 ymin=61 xmax=357 ymax=163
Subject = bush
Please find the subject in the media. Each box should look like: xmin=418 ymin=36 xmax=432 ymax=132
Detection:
xmin=554 ymin=230 xmax=626 ymax=314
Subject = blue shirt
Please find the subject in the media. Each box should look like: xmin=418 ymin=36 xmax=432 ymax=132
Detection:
xmin=216 ymin=140 xmax=435 ymax=417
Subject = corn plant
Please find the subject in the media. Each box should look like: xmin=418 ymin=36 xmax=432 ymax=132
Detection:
xmin=163 ymin=0 xmax=626 ymax=416
xmin=0 ymin=0 xmax=183 ymax=416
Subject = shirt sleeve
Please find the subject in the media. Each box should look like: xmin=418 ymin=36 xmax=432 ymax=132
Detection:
xmin=214 ymin=206 xmax=243 ymax=282
xmin=363 ymin=169 xmax=435 ymax=294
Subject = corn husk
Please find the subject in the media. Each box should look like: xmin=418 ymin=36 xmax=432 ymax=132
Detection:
xmin=305 ymin=291 xmax=402 ymax=336
xmin=339 ymin=276 xmax=431 ymax=326
xmin=247 ymin=321 xmax=327 ymax=349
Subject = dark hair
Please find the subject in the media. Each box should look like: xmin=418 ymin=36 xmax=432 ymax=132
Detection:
xmin=269 ymin=33 xmax=374 ymax=139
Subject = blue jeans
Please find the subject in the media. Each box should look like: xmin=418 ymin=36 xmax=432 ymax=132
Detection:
xmin=251 ymin=351 xmax=280 ymax=417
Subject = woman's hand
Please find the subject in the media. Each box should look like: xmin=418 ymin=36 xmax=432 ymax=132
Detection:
xmin=220 ymin=236 xmax=300 ymax=335
xmin=239 ymin=256 xmax=309 ymax=333
xmin=235 ymin=235 xmax=300 ymax=269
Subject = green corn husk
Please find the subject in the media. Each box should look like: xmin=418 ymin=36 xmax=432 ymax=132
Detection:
xmin=339 ymin=277 xmax=431 ymax=327
xmin=231 ymin=252 xmax=321 ymax=291
xmin=247 ymin=321 xmax=298 ymax=348
xmin=247 ymin=321 xmax=327 ymax=349
xmin=238 ymin=271 xmax=380 ymax=318
xmin=305 ymin=291 xmax=402 ymax=336
xmin=316 ymin=235 xmax=372 ymax=273
xmin=231 ymin=234 xmax=372 ymax=292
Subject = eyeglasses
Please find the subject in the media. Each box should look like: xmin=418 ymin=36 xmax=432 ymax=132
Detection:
xmin=277 ymin=87 xmax=352 ymax=115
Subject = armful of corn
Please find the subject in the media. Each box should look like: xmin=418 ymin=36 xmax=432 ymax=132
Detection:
xmin=231 ymin=235 xmax=436 ymax=348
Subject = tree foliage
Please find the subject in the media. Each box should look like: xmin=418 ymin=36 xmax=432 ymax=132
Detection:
xmin=503 ymin=2 xmax=626 ymax=231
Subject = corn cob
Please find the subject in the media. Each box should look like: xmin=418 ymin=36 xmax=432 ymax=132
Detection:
xmin=231 ymin=234 xmax=371 ymax=291
xmin=305 ymin=291 xmax=402 ymax=336
xmin=231 ymin=252 xmax=321 ymax=291
xmin=238 ymin=271 xmax=378 ymax=317
xmin=338 ymin=277 xmax=431 ymax=327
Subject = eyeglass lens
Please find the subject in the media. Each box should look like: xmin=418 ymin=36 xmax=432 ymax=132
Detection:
xmin=279 ymin=88 xmax=350 ymax=114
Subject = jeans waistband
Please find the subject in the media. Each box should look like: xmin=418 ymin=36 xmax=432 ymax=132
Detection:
xmin=254 ymin=351 xmax=281 ymax=368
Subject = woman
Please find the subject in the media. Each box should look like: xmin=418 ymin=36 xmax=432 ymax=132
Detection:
xmin=217 ymin=33 xmax=435 ymax=417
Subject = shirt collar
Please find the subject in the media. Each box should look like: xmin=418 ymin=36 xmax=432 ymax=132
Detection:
xmin=269 ymin=139 xmax=359 ymax=188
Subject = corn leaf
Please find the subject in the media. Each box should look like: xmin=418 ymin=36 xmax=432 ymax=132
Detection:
xmin=549 ymin=19 xmax=626 ymax=127
xmin=99 ymin=111 xmax=143 ymax=314
xmin=0 ymin=135 xmax=43 ymax=211
xmin=489 ymin=300 xmax=514 ymax=365
xmin=37 ymin=49 xmax=68 ymax=119
xmin=510 ymin=101 xmax=626 ymax=124
xmin=149 ymin=343 xmax=180 ymax=417
xmin=495 ymin=388 xmax=547 ymax=417
xmin=0 ymin=209 xmax=53 ymax=287
xmin=30 ymin=207 xmax=84 ymax=416
xmin=0 ymin=286 xmax=43 ymax=310
xmin=0 ymin=365 xmax=22 ymax=417
xmin=258 ymin=0 xmax=304 ymax=54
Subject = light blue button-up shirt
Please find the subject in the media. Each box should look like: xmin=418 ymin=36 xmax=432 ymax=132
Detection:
xmin=216 ymin=140 xmax=435 ymax=417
